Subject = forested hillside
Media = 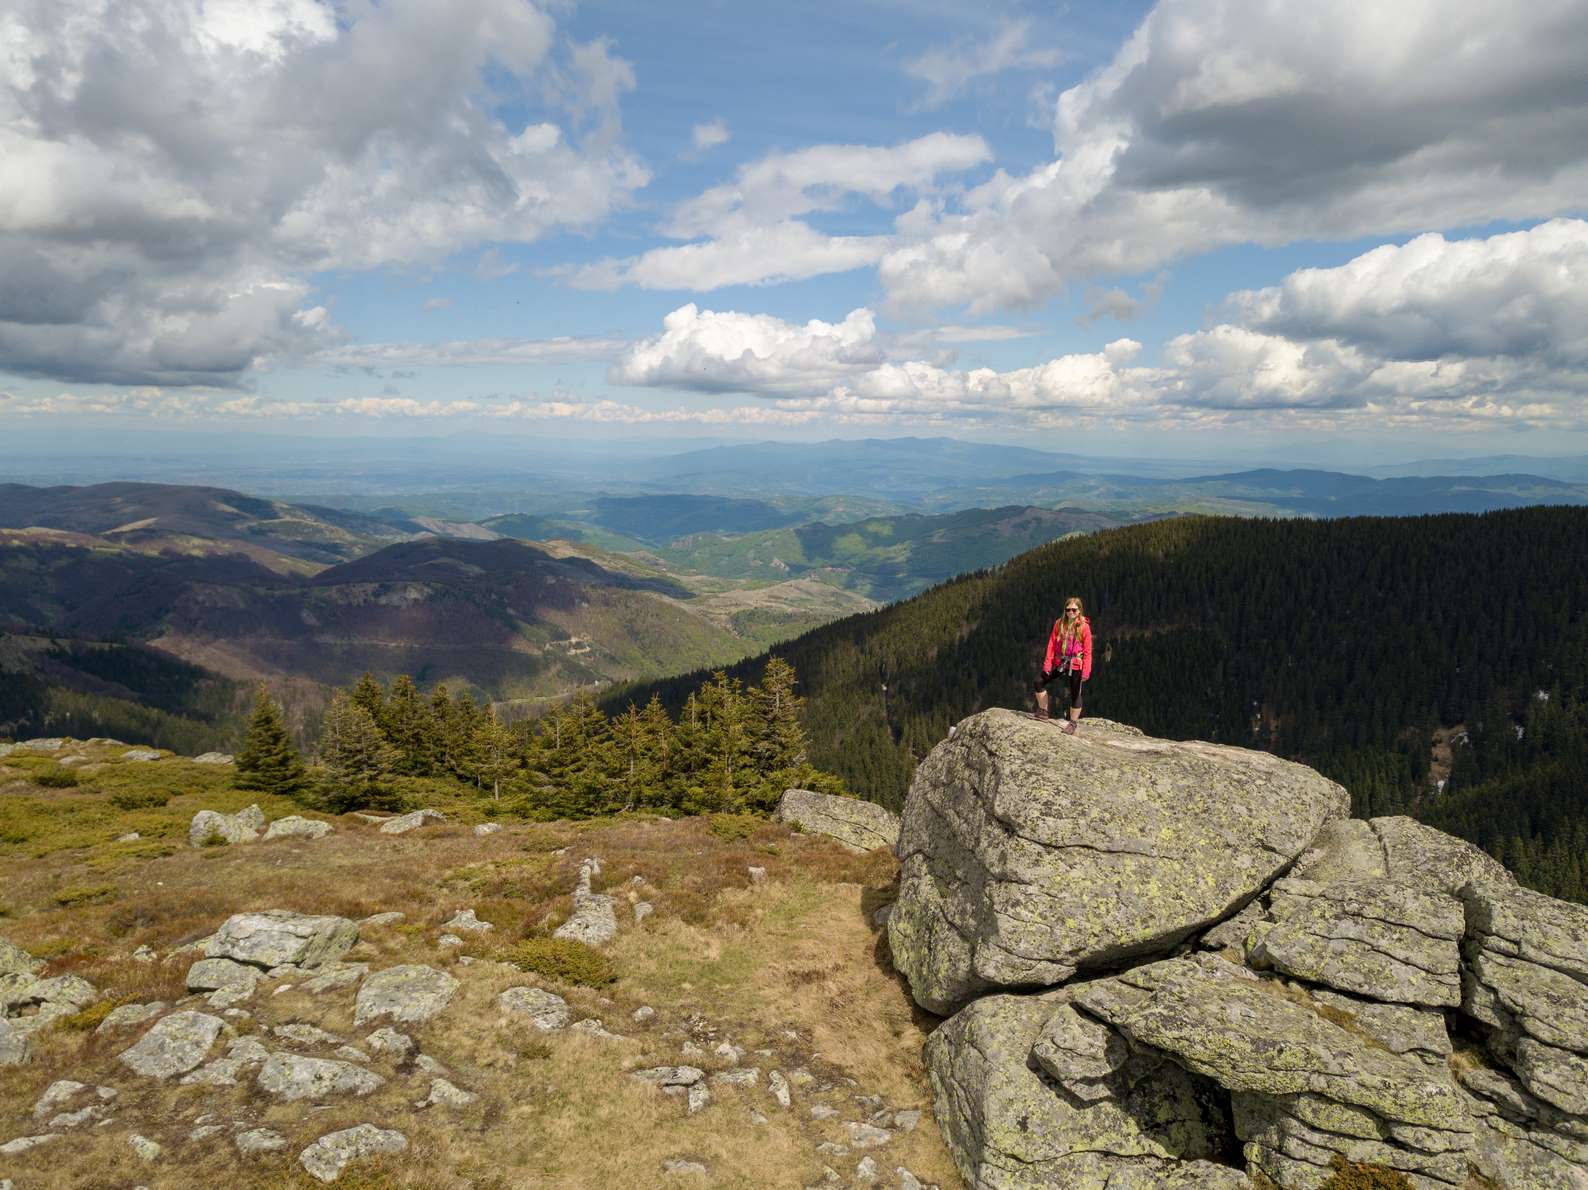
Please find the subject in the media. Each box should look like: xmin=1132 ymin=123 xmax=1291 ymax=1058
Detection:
xmin=610 ymin=509 xmax=1588 ymax=901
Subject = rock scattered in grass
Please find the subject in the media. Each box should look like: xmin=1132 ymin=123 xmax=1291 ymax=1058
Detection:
xmin=206 ymin=910 xmax=358 ymax=970
xmin=118 ymin=1010 xmax=225 ymax=1079
xmin=473 ymin=822 xmax=501 ymax=836
xmin=235 ymin=1127 xmax=287 ymax=1155
xmin=365 ymin=1027 xmax=414 ymax=1060
xmin=442 ymin=908 xmax=493 ymax=933
xmin=662 ymin=1159 xmax=709 ymax=1176
xmin=353 ymin=964 xmax=458 ymax=1026
xmin=263 ymin=815 xmax=333 ymax=841
xmin=128 ymin=1133 xmax=162 ymax=1160
xmin=257 ymin=1052 xmax=385 ymax=1101
xmin=358 ymin=911 xmax=404 ymax=928
xmin=188 ymin=805 xmax=264 ymax=847
xmin=378 ymin=809 xmax=445 ymax=835
xmin=298 ymin=1123 xmax=408 ymax=1184
xmin=416 ymin=1077 xmax=477 ymax=1109
xmin=769 ymin=1069 xmax=792 ymax=1108
xmin=498 ymin=985 xmax=570 ymax=1030
xmin=0 ymin=1133 xmax=60 ymax=1155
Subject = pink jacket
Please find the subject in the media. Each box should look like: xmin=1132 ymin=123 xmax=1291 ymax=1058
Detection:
xmin=1044 ymin=616 xmax=1092 ymax=681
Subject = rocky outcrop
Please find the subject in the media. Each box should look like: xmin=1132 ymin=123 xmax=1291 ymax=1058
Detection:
xmin=299 ymin=1124 xmax=408 ymax=1183
xmin=898 ymin=710 xmax=1588 ymax=1190
xmin=378 ymin=808 xmax=445 ymax=835
xmin=264 ymin=815 xmax=334 ymax=841
xmin=188 ymin=804 xmax=265 ymax=847
xmin=776 ymin=787 xmax=900 ymax=852
xmin=888 ymin=710 xmax=1350 ymax=1015
xmin=554 ymin=857 xmax=618 ymax=947
xmin=204 ymin=910 xmax=358 ymax=970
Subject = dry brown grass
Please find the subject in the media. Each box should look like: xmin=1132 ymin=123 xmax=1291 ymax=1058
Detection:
xmin=0 ymin=748 xmax=958 ymax=1188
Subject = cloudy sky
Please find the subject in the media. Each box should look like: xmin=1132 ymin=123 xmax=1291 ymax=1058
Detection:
xmin=3 ymin=0 xmax=1587 ymax=458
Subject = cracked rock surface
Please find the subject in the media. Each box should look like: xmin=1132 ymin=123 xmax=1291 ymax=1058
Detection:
xmin=898 ymin=709 xmax=1588 ymax=1190
xmin=887 ymin=709 xmax=1350 ymax=1015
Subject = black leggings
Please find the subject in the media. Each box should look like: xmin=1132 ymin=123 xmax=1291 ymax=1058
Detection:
xmin=1036 ymin=668 xmax=1084 ymax=711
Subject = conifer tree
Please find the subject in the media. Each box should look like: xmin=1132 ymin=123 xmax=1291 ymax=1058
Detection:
xmin=234 ymin=684 xmax=308 ymax=799
xmin=384 ymin=674 xmax=436 ymax=776
xmin=471 ymin=707 xmax=518 ymax=802
xmin=350 ymin=672 xmax=387 ymax=732
xmin=317 ymin=691 xmax=400 ymax=812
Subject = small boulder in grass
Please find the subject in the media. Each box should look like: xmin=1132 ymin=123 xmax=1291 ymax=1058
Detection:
xmin=298 ymin=1124 xmax=408 ymax=1184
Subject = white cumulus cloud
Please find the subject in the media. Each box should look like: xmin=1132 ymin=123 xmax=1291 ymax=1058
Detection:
xmin=567 ymin=133 xmax=992 ymax=290
xmin=880 ymin=0 xmax=1588 ymax=313
xmin=903 ymin=19 xmax=1063 ymax=113
xmin=0 ymin=0 xmax=647 ymax=386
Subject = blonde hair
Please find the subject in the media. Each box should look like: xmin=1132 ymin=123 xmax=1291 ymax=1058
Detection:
xmin=1060 ymin=595 xmax=1086 ymax=649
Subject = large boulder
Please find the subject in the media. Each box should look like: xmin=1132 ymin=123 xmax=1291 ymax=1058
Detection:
xmin=1072 ymin=956 xmax=1475 ymax=1189
xmin=888 ymin=710 xmax=1349 ymax=1014
xmin=204 ymin=910 xmax=359 ymax=970
xmin=924 ymin=985 xmax=1251 ymax=1189
xmin=189 ymin=805 xmax=265 ymax=847
xmin=775 ymin=788 xmax=899 ymax=852
xmin=264 ymin=815 xmax=334 ymax=841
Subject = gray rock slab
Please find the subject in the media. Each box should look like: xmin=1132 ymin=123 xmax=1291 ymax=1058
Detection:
xmin=0 ymin=938 xmax=42 ymax=979
xmin=299 ymin=1123 xmax=408 ymax=1183
xmin=1072 ymin=956 xmax=1471 ymax=1133
xmin=555 ymin=890 xmax=618 ymax=947
xmin=264 ymin=815 xmax=333 ymax=841
xmin=236 ymin=1127 xmax=288 ymax=1155
xmin=205 ymin=909 xmax=358 ymax=970
xmin=192 ymin=751 xmax=234 ymax=765
xmin=776 ymin=787 xmax=900 ymax=852
xmin=353 ymin=964 xmax=458 ymax=1026
xmin=888 ymin=709 xmax=1350 ymax=1014
xmin=498 ymin=985 xmax=569 ymax=1030
xmin=1246 ymin=878 xmax=1464 ymax=1006
xmin=378 ymin=808 xmax=445 ymax=835
xmin=186 ymin=957 xmax=260 ymax=993
xmin=924 ymin=984 xmax=1246 ymax=1190
xmin=258 ymin=1052 xmax=384 ymax=1100
xmin=118 ymin=1010 xmax=225 ymax=1078
xmin=0 ymin=1018 xmax=30 ymax=1066
xmin=188 ymin=804 xmax=264 ymax=847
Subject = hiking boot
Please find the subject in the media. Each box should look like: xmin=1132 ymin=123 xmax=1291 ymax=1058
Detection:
xmin=1062 ymin=720 xmax=1077 ymax=734
xmin=1033 ymin=702 xmax=1050 ymax=720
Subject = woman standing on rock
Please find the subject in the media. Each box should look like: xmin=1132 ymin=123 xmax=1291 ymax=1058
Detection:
xmin=1035 ymin=596 xmax=1092 ymax=733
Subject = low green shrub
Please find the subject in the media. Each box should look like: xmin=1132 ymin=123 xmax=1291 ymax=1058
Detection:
xmin=57 ymin=998 xmax=120 ymax=1032
xmin=496 ymin=937 xmax=617 ymax=987
xmin=110 ymin=788 xmax=171 ymax=810
xmin=53 ymin=883 xmax=118 ymax=907
xmin=706 ymin=812 xmax=762 ymax=841
xmin=33 ymin=766 xmax=80 ymax=788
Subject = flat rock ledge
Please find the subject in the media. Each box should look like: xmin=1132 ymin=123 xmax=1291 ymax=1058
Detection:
xmin=902 ymin=710 xmax=1588 ymax=1190
xmin=776 ymin=787 xmax=900 ymax=852
xmin=554 ymin=858 xmax=618 ymax=947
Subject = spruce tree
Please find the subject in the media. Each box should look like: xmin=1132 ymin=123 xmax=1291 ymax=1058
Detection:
xmin=234 ymin=684 xmax=308 ymax=799
xmin=350 ymin=672 xmax=387 ymax=732
xmin=471 ymin=707 xmax=518 ymax=803
xmin=317 ymin=691 xmax=400 ymax=812
xmin=384 ymin=674 xmax=436 ymax=776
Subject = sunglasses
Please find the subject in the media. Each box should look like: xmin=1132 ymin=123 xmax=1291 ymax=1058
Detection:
xmin=1064 ymin=606 xmax=1079 ymax=612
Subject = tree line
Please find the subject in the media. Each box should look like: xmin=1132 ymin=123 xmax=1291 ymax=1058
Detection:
xmin=234 ymin=656 xmax=841 ymax=818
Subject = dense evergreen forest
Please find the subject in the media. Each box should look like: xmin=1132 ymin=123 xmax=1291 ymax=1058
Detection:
xmin=610 ymin=509 xmax=1588 ymax=903
xmin=0 ymin=636 xmax=244 ymax=753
